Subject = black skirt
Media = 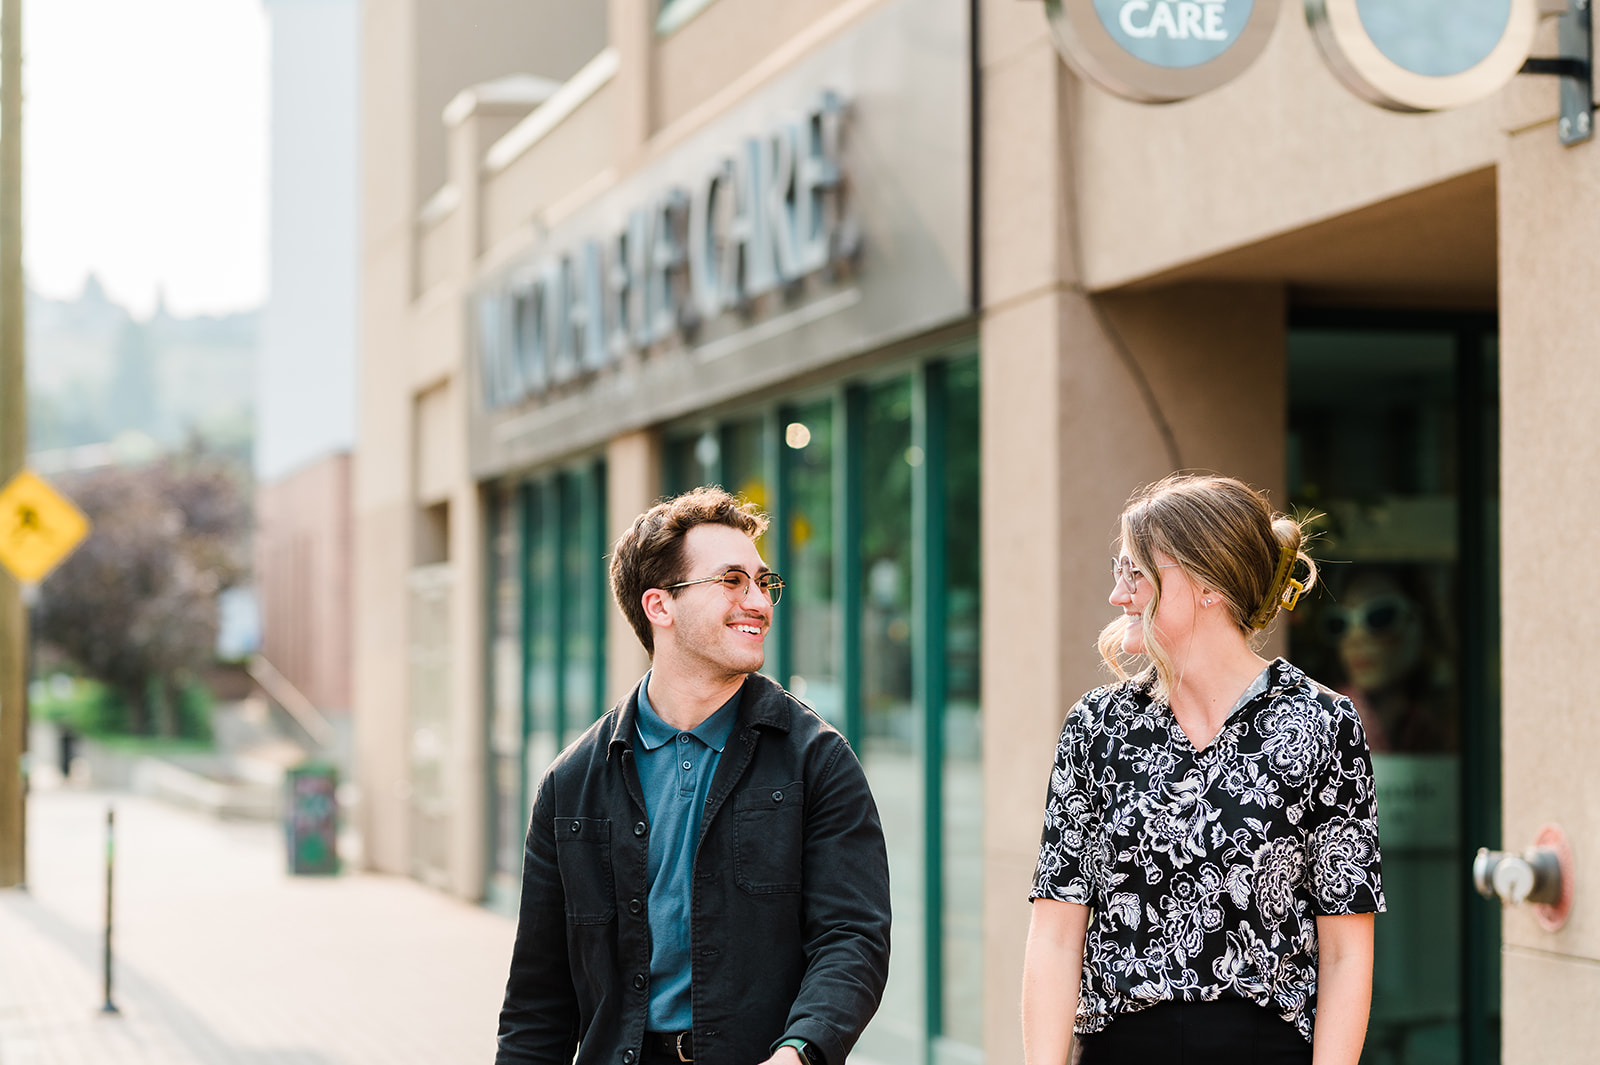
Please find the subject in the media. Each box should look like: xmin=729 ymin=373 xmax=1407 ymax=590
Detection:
xmin=1075 ymin=998 xmax=1312 ymax=1065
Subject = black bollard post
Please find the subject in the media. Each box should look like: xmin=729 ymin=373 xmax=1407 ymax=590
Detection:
xmin=101 ymin=806 xmax=118 ymax=1015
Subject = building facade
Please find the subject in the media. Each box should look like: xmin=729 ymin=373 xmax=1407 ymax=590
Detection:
xmin=254 ymin=0 xmax=361 ymax=744
xmin=357 ymin=2 xmax=1598 ymax=1062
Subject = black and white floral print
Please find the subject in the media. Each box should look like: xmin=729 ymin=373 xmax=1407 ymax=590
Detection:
xmin=1031 ymin=658 xmax=1384 ymax=1043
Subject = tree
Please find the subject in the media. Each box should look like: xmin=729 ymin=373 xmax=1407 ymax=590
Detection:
xmin=107 ymin=319 xmax=161 ymax=439
xmin=34 ymin=447 xmax=251 ymax=736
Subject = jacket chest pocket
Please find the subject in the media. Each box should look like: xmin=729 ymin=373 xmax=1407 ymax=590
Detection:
xmin=554 ymin=816 xmax=615 ymax=924
xmin=732 ymin=782 xmax=804 ymax=895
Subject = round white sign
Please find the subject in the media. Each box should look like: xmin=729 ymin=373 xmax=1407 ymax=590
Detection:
xmin=1045 ymin=0 xmax=1283 ymax=102
xmin=1306 ymin=0 xmax=1539 ymax=111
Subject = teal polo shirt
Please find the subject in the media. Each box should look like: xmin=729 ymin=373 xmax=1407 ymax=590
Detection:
xmin=634 ymin=674 xmax=742 ymax=1031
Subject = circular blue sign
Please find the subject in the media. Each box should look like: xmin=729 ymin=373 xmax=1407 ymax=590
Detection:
xmin=1355 ymin=0 xmax=1511 ymax=77
xmin=1093 ymin=0 xmax=1256 ymax=69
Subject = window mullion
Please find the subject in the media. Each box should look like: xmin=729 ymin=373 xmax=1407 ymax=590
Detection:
xmin=836 ymin=385 xmax=864 ymax=750
xmin=913 ymin=361 xmax=949 ymax=1055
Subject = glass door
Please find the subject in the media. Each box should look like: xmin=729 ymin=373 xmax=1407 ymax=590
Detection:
xmin=658 ymin=349 xmax=983 ymax=1065
xmin=484 ymin=461 xmax=609 ymax=913
xmin=1287 ymin=315 xmax=1500 ymax=1065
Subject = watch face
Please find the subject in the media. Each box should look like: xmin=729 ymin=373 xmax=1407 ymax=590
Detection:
xmin=783 ymin=1041 xmax=818 ymax=1065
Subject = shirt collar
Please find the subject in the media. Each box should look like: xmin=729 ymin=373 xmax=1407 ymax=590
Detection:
xmin=635 ymin=670 xmax=743 ymax=753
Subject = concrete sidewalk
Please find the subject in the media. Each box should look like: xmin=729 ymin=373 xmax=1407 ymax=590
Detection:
xmin=0 ymin=786 xmax=517 ymax=1064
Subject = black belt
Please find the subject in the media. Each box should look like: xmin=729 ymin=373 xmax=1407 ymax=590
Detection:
xmin=645 ymin=1031 xmax=694 ymax=1062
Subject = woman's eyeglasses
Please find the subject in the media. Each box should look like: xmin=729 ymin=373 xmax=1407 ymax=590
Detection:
xmin=665 ymin=569 xmax=786 ymax=606
xmin=1111 ymin=556 xmax=1179 ymax=593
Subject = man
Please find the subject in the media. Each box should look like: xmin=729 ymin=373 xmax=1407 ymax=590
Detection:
xmin=496 ymin=486 xmax=891 ymax=1065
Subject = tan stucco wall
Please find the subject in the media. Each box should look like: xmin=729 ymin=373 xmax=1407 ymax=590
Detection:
xmin=358 ymin=0 xmax=606 ymax=887
xmin=605 ymin=431 xmax=661 ymax=706
xmin=1498 ymin=111 xmax=1600 ymax=1064
xmin=355 ymin=62 xmax=415 ymax=876
xmin=1071 ymin=8 xmax=1505 ymax=290
xmin=979 ymin=280 xmax=1288 ymax=1062
xmin=651 ymin=0 xmax=858 ymax=134
xmin=257 ymin=452 xmax=354 ymax=713
xmin=979 ymin=14 xmax=1291 ymax=1065
xmin=410 ymin=0 xmax=608 ymax=213
xmin=480 ymin=81 xmax=621 ymax=249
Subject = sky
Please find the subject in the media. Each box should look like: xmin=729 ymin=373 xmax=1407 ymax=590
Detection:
xmin=24 ymin=0 xmax=268 ymax=319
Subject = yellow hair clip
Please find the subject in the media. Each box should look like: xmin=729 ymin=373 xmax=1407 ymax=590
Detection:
xmin=1281 ymin=577 xmax=1305 ymax=613
xmin=1249 ymin=544 xmax=1301 ymax=630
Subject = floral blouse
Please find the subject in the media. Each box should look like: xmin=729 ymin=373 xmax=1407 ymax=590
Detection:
xmin=1030 ymin=658 xmax=1385 ymax=1042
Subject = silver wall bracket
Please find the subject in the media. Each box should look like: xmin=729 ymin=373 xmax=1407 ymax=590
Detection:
xmin=1472 ymin=823 xmax=1575 ymax=931
xmin=1520 ymin=0 xmax=1594 ymax=144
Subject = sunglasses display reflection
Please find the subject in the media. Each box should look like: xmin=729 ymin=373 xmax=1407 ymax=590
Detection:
xmin=1320 ymin=594 xmax=1411 ymax=639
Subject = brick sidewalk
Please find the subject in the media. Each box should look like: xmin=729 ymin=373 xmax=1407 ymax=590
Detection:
xmin=0 ymin=787 xmax=517 ymax=1065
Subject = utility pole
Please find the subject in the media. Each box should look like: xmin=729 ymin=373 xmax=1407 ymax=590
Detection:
xmin=0 ymin=0 xmax=28 ymax=889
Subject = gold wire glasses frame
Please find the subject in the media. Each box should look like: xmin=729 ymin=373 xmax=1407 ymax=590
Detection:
xmin=1111 ymin=556 xmax=1178 ymax=593
xmin=664 ymin=569 xmax=786 ymax=606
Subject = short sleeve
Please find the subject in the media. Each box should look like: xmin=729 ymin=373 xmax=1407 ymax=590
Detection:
xmin=1303 ymin=693 xmax=1386 ymax=915
xmin=1030 ymin=699 xmax=1099 ymax=905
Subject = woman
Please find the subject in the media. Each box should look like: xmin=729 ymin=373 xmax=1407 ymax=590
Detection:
xmin=1322 ymin=565 xmax=1455 ymax=754
xmin=1022 ymin=475 xmax=1384 ymax=1065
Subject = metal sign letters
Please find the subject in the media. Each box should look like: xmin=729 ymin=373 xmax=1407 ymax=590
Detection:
xmin=480 ymin=92 xmax=849 ymax=411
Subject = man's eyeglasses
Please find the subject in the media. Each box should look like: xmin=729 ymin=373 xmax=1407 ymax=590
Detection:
xmin=1320 ymin=595 xmax=1410 ymax=640
xmin=1111 ymin=556 xmax=1179 ymax=593
xmin=664 ymin=569 xmax=786 ymax=606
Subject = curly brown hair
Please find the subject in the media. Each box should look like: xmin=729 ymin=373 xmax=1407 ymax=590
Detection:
xmin=609 ymin=485 xmax=770 ymax=654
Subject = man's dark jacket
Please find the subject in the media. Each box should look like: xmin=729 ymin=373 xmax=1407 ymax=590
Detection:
xmin=495 ymin=672 xmax=891 ymax=1065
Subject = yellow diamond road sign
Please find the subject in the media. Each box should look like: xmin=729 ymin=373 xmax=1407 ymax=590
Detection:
xmin=0 ymin=469 xmax=91 ymax=584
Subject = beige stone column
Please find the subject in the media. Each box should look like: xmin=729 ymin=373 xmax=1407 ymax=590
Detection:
xmin=979 ymin=6 xmax=1288 ymax=1060
xmin=605 ymin=431 xmax=662 ymax=705
xmin=445 ymin=474 xmax=486 ymax=900
xmin=1498 ymin=124 xmax=1600 ymax=1064
xmin=357 ymin=0 xmax=612 ymax=892
xmin=609 ymin=0 xmax=655 ymax=162
xmin=433 ymin=85 xmax=550 ymax=903
xmin=355 ymin=0 xmax=423 ymax=877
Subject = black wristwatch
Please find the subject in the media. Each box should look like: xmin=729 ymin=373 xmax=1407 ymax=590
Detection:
xmin=778 ymin=1038 xmax=823 ymax=1065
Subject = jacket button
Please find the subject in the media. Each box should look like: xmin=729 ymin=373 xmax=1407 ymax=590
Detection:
xmin=623 ymin=1052 xmax=636 ymax=1065
xmin=629 ymin=898 xmax=642 ymax=915
xmin=570 ymin=821 xmax=581 ymax=832
xmin=633 ymin=973 xmax=647 ymax=991
xmin=634 ymin=821 xmax=647 ymax=837
xmin=772 ymin=790 xmax=784 ymax=803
